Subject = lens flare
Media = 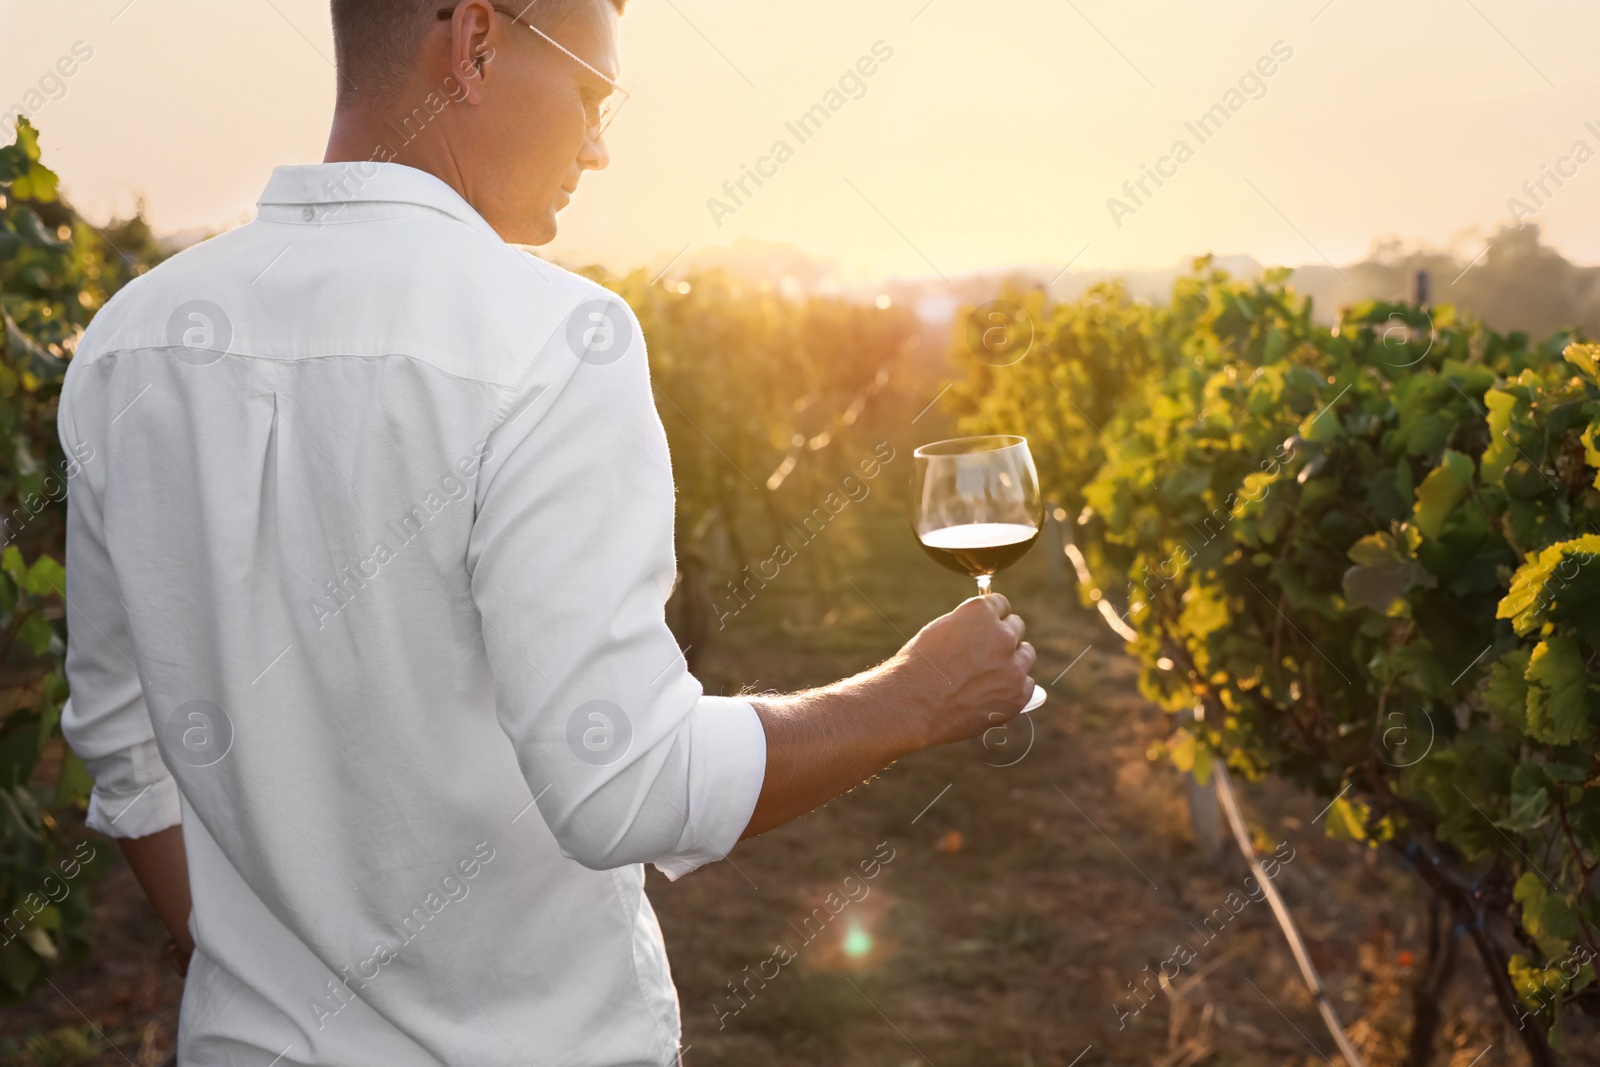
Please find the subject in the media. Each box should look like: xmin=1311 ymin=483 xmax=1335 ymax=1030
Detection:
xmin=842 ymin=920 xmax=872 ymax=958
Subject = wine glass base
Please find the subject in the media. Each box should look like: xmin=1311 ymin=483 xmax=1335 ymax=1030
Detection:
xmin=1021 ymin=683 xmax=1046 ymax=714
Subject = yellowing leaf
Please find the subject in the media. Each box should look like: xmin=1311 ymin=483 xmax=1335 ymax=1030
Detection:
xmin=1480 ymin=390 xmax=1519 ymax=484
xmin=1583 ymin=423 xmax=1600 ymax=491
xmin=1300 ymin=406 xmax=1344 ymax=444
xmin=1324 ymin=795 xmax=1369 ymax=842
xmin=1412 ymin=449 xmax=1475 ymax=539
xmin=1515 ymin=871 xmax=1579 ymax=960
xmin=1564 ymin=342 xmax=1600 ymax=382
xmin=1499 ymin=535 xmax=1600 ymax=636
xmin=1179 ymin=583 xmax=1229 ymax=641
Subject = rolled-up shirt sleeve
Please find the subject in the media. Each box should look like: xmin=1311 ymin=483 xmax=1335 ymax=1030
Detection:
xmin=57 ymin=368 xmax=182 ymax=840
xmin=467 ymin=286 xmax=766 ymax=878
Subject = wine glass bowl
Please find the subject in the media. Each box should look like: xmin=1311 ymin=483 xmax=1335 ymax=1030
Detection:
xmin=911 ymin=435 xmax=1043 ymax=596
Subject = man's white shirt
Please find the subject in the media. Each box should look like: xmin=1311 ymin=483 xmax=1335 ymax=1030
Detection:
xmin=57 ymin=162 xmax=767 ymax=1066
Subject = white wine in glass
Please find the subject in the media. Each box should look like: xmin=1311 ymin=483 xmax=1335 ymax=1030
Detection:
xmin=911 ymin=434 xmax=1047 ymax=713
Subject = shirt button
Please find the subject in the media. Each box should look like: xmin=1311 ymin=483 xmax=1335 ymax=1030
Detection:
xmin=302 ymin=206 xmax=316 ymax=222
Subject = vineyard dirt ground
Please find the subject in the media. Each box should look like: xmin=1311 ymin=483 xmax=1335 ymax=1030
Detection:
xmin=4 ymin=500 xmax=1595 ymax=1066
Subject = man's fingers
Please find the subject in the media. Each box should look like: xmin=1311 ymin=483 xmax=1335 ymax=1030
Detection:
xmin=1004 ymin=613 xmax=1026 ymax=645
xmin=978 ymin=592 xmax=1011 ymax=620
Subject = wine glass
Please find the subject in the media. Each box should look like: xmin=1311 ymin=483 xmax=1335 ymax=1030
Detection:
xmin=911 ymin=434 xmax=1047 ymax=713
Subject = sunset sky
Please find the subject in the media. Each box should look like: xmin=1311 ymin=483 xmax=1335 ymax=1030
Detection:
xmin=3 ymin=0 xmax=1597 ymax=281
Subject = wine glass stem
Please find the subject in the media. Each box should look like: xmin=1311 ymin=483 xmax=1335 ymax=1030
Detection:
xmin=975 ymin=574 xmax=992 ymax=597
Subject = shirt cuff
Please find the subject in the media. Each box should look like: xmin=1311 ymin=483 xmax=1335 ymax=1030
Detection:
xmin=82 ymin=740 xmax=184 ymax=839
xmin=652 ymin=695 xmax=766 ymax=880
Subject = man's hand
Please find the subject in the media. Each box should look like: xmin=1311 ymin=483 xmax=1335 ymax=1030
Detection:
xmin=893 ymin=593 xmax=1035 ymax=749
xmin=740 ymin=595 xmax=1034 ymax=839
xmin=116 ymin=825 xmax=194 ymax=976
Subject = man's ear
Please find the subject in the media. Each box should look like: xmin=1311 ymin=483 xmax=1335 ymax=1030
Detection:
xmin=447 ymin=0 xmax=500 ymax=104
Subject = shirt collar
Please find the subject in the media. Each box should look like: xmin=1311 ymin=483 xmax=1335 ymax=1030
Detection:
xmin=256 ymin=162 xmax=503 ymax=241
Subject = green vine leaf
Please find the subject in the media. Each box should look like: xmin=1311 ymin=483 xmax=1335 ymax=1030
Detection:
xmin=1342 ymin=531 xmax=1435 ymax=616
xmin=0 ymin=118 xmax=59 ymax=203
xmin=1524 ymin=635 xmax=1595 ymax=746
xmin=1481 ymin=648 xmax=1532 ymax=732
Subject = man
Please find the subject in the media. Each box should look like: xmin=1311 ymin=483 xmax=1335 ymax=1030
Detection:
xmin=58 ymin=1 xmax=1036 ymax=1063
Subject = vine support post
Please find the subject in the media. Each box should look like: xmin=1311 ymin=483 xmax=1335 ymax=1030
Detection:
xmin=1177 ymin=705 xmax=1223 ymax=864
xmin=1044 ymin=505 xmax=1064 ymax=591
xmin=1187 ymin=771 xmax=1224 ymax=865
xmin=1213 ymin=763 xmax=1370 ymax=1067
